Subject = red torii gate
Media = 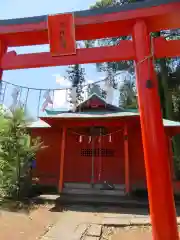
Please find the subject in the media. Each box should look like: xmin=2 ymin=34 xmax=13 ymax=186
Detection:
xmin=0 ymin=0 xmax=180 ymax=239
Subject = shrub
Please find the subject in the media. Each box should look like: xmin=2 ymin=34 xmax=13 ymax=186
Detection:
xmin=0 ymin=107 xmax=43 ymax=200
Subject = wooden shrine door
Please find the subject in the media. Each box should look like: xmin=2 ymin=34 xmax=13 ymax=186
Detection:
xmin=64 ymin=127 xmax=125 ymax=185
xmin=94 ymin=128 xmax=125 ymax=185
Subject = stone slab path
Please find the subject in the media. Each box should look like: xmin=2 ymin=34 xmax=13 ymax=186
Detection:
xmin=111 ymin=232 xmax=152 ymax=240
xmin=39 ymin=206 xmax=151 ymax=240
xmin=40 ymin=205 xmax=180 ymax=240
xmin=0 ymin=203 xmax=180 ymax=239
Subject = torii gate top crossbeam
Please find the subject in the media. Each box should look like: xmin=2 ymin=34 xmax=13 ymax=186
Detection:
xmin=0 ymin=0 xmax=180 ymax=47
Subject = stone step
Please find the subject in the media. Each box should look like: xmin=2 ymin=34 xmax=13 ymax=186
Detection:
xmin=64 ymin=182 xmax=125 ymax=190
xmin=58 ymin=194 xmax=149 ymax=207
xmin=62 ymin=188 xmax=125 ymax=196
xmin=32 ymin=193 xmax=149 ymax=207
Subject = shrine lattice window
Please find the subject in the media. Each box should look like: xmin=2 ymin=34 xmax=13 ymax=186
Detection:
xmin=81 ymin=148 xmax=114 ymax=157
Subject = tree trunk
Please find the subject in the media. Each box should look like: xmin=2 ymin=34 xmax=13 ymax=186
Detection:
xmin=158 ymin=58 xmax=173 ymax=120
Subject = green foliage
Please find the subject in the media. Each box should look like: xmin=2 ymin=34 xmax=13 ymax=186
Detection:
xmin=119 ymin=79 xmax=137 ymax=108
xmin=90 ymin=0 xmax=137 ymax=9
xmin=89 ymin=0 xmax=135 ymax=73
xmin=88 ymin=0 xmax=139 ymax=109
xmin=0 ymin=107 xmax=43 ymax=199
xmin=87 ymin=84 xmax=107 ymax=99
xmin=67 ymin=64 xmax=86 ymax=103
xmin=90 ymin=0 xmax=180 ymax=178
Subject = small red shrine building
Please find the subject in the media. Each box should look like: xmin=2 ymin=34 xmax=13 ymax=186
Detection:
xmin=29 ymin=93 xmax=180 ymax=196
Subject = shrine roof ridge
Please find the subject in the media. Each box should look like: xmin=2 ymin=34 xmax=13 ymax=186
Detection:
xmin=0 ymin=0 xmax=178 ymax=26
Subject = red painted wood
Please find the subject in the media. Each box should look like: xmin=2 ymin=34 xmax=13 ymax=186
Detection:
xmin=40 ymin=117 xmax=138 ymax=128
xmin=124 ymin=124 xmax=130 ymax=195
xmin=128 ymin=123 xmax=146 ymax=184
xmin=97 ymin=129 xmax=125 ymax=184
xmin=30 ymin=121 xmax=179 ymax=192
xmin=154 ymin=37 xmax=180 ymax=58
xmin=31 ymin=129 xmax=61 ymax=186
xmin=59 ymin=127 xmax=66 ymax=192
xmin=0 ymin=21 xmax=47 ymax=34
xmin=0 ymin=2 xmax=179 ymax=47
xmin=0 ymin=41 xmax=7 ymax=79
xmin=2 ymin=38 xmax=180 ymax=70
xmin=64 ymin=131 xmax=92 ymax=183
xmin=133 ymin=20 xmax=178 ymax=240
xmin=48 ymin=14 xmax=76 ymax=56
xmin=63 ymin=127 xmax=125 ymax=184
xmin=1 ymin=42 xmax=134 ymax=70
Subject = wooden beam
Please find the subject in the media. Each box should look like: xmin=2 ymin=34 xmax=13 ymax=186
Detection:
xmin=0 ymin=1 xmax=179 ymax=47
xmin=59 ymin=127 xmax=66 ymax=193
xmin=40 ymin=117 xmax=138 ymax=129
xmin=0 ymin=41 xmax=7 ymax=80
xmin=154 ymin=37 xmax=180 ymax=58
xmin=2 ymin=38 xmax=180 ymax=70
xmin=1 ymin=41 xmax=134 ymax=70
xmin=124 ymin=124 xmax=130 ymax=195
xmin=48 ymin=14 xmax=76 ymax=56
xmin=133 ymin=20 xmax=178 ymax=240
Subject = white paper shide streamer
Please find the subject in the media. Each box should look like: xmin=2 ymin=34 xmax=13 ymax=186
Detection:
xmin=79 ymin=135 xmax=82 ymax=143
xmin=88 ymin=136 xmax=92 ymax=143
xmin=109 ymin=134 xmax=112 ymax=143
xmin=42 ymin=90 xmax=53 ymax=111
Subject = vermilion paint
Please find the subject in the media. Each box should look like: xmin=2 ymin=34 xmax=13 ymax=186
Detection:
xmin=133 ymin=20 xmax=179 ymax=240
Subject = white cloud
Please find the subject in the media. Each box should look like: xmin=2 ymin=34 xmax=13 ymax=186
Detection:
xmin=53 ymin=89 xmax=70 ymax=109
xmin=52 ymin=74 xmax=71 ymax=88
xmin=86 ymin=79 xmax=94 ymax=84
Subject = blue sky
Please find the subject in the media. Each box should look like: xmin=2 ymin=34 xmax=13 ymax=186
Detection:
xmin=0 ymin=0 xmax=106 ymax=116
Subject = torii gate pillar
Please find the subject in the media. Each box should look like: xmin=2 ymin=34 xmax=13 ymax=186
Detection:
xmin=0 ymin=41 xmax=7 ymax=80
xmin=133 ymin=20 xmax=179 ymax=240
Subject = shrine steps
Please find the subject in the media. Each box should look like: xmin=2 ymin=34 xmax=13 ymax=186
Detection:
xmin=62 ymin=188 xmax=125 ymax=196
xmin=64 ymin=182 xmax=125 ymax=190
xmin=59 ymin=182 xmax=129 ymax=205
xmin=63 ymin=182 xmax=126 ymax=197
xmin=31 ymin=183 xmax=148 ymax=206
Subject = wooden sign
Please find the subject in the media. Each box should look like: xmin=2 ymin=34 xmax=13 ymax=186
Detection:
xmin=48 ymin=13 xmax=76 ymax=56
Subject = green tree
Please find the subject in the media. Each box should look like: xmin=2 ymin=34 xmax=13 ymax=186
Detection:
xmin=90 ymin=0 xmax=180 ymax=176
xmin=67 ymin=64 xmax=86 ymax=104
xmin=0 ymin=107 xmax=43 ymax=200
xmin=90 ymin=0 xmax=179 ymax=114
xmin=89 ymin=0 xmax=137 ymax=74
xmin=89 ymin=0 xmax=140 ymax=108
xmin=119 ymin=78 xmax=137 ymax=108
xmin=87 ymin=83 xmax=107 ymax=99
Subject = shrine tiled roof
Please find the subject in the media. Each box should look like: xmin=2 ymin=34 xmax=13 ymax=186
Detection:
xmin=43 ymin=111 xmax=139 ymax=119
xmin=28 ymin=92 xmax=180 ymax=128
xmin=163 ymin=119 xmax=180 ymax=127
xmin=27 ymin=119 xmax=50 ymax=128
